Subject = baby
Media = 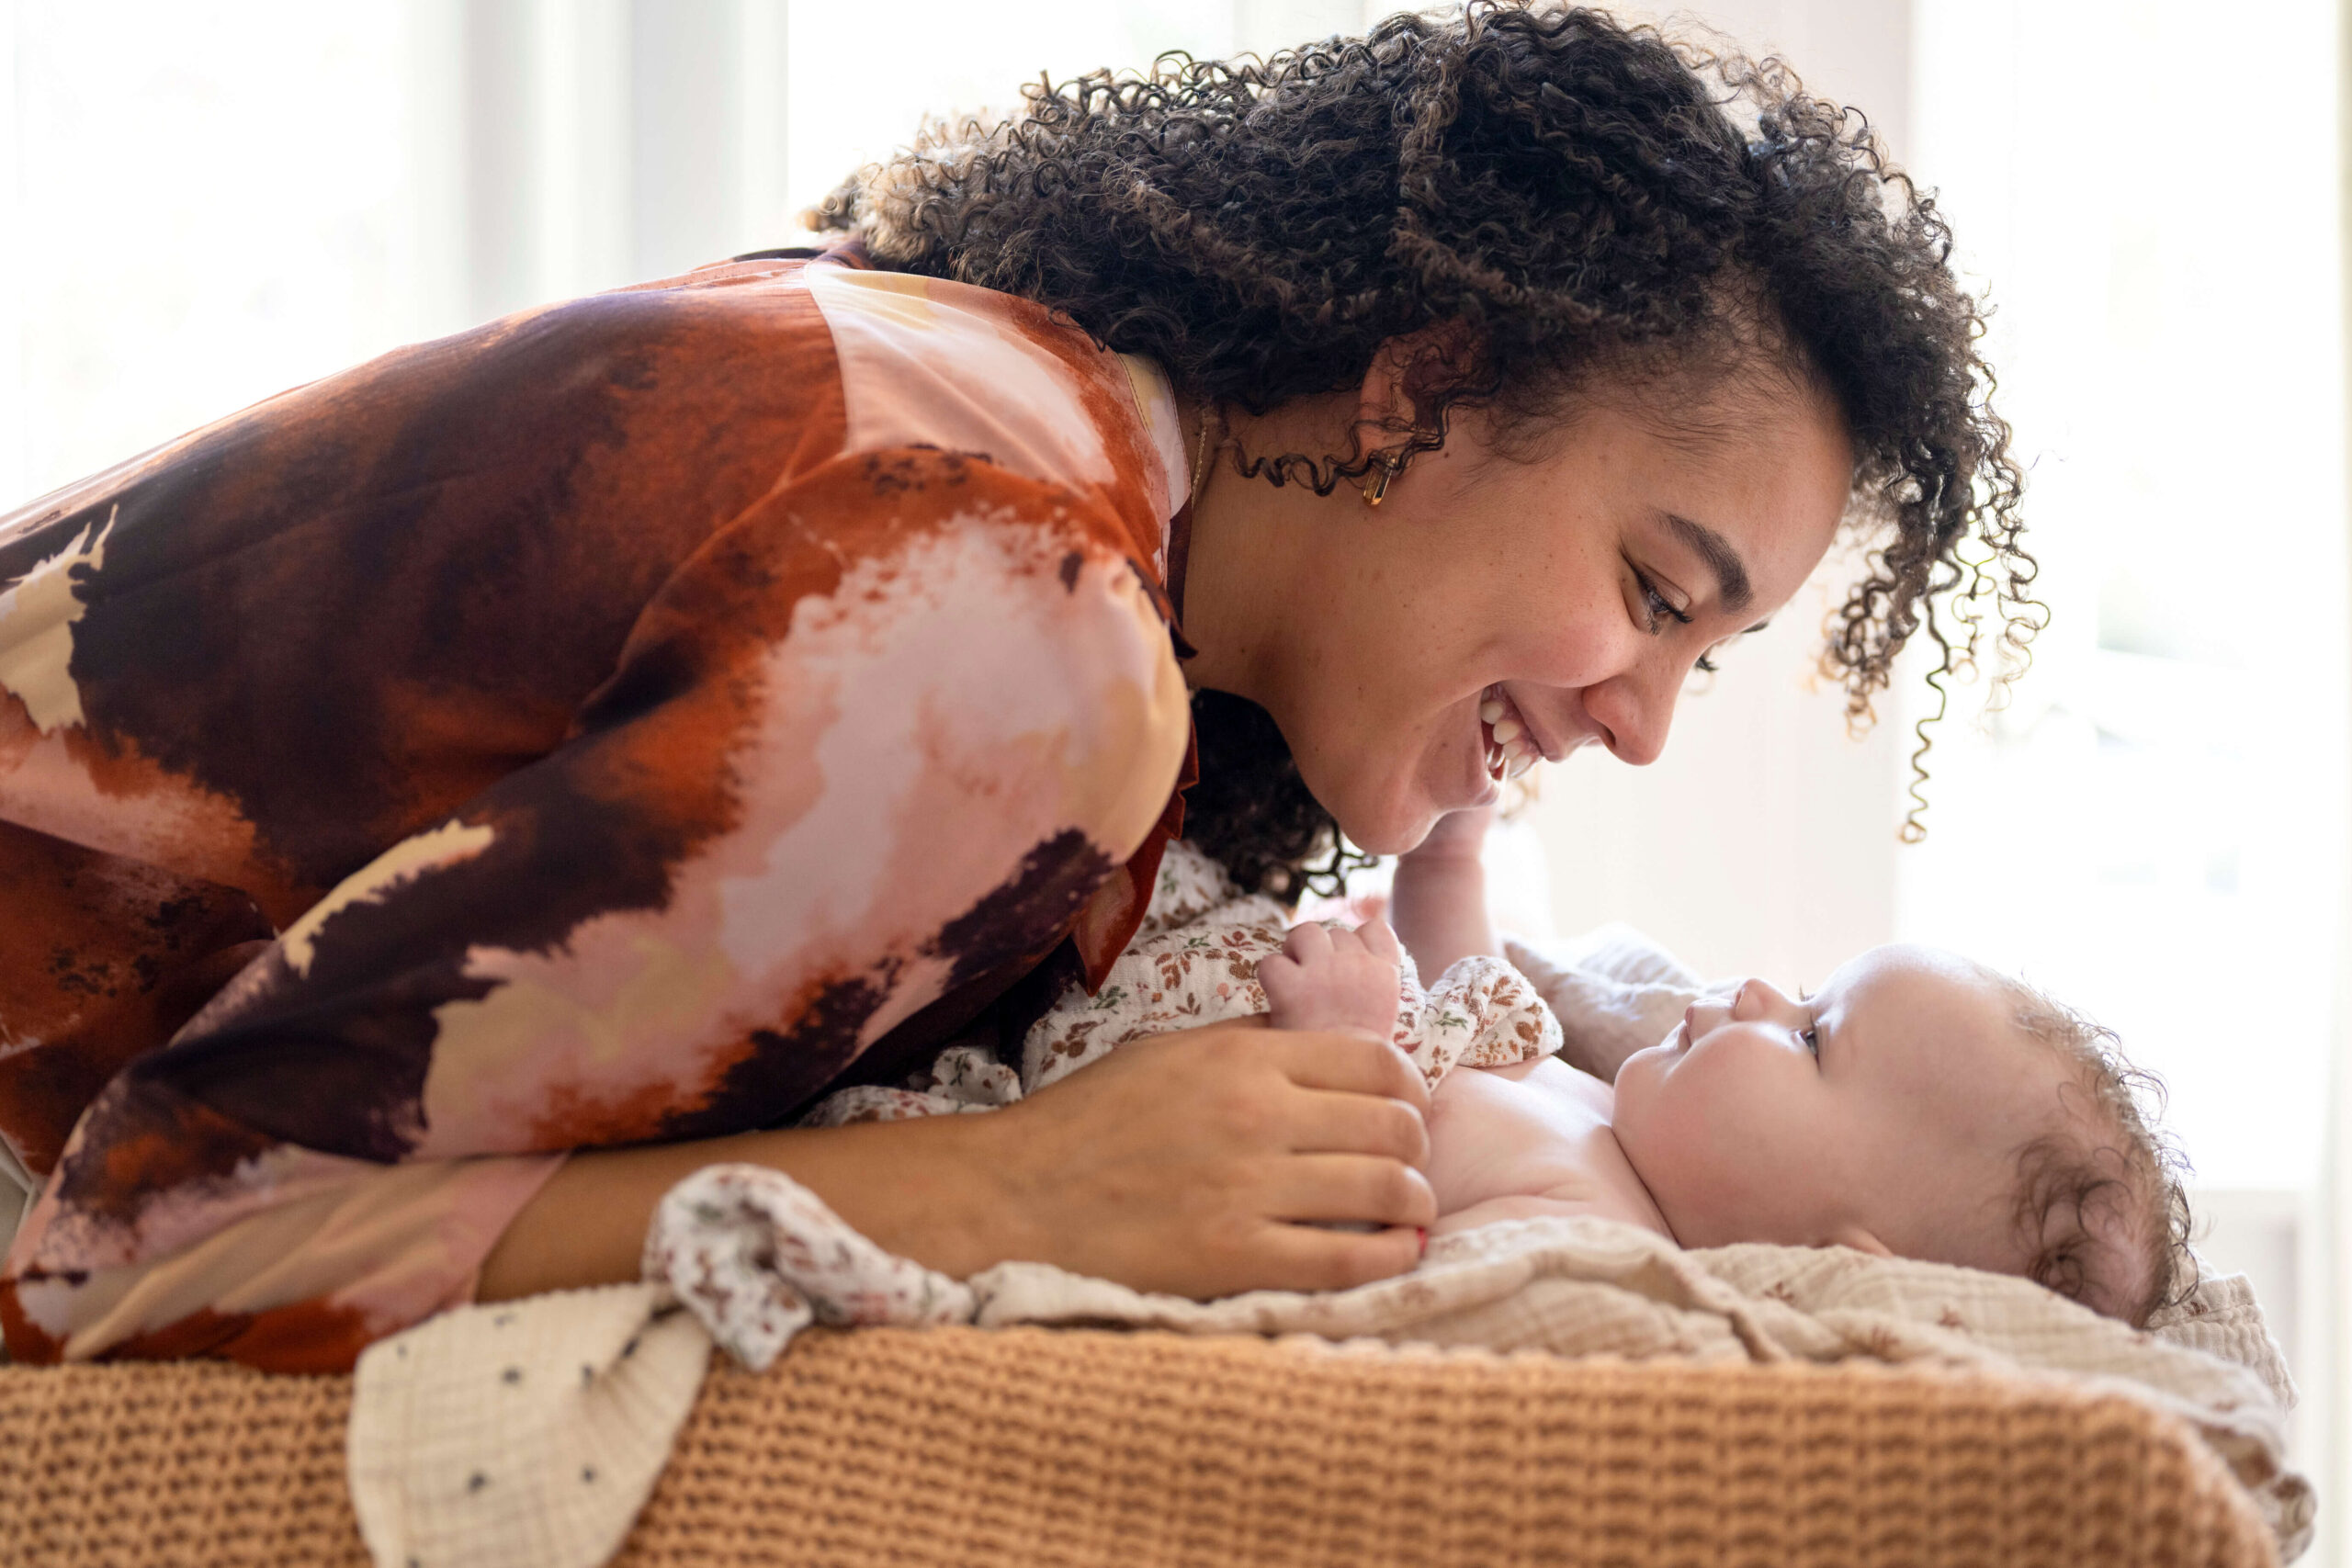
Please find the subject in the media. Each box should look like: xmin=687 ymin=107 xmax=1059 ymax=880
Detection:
xmin=810 ymin=825 xmax=2189 ymax=1328
xmin=1272 ymin=811 xmax=2192 ymax=1328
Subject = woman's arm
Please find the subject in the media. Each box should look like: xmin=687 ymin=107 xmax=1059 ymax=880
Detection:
xmin=1388 ymin=806 xmax=1498 ymax=980
xmin=481 ymin=1021 xmax=1433 ymax=1302
xmin=4 ymin=444 xmax=1427 ymax=1370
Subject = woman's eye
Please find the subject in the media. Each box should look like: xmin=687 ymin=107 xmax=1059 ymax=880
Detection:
xmin=1801 ymin=1027 xmax=1820 ymax=1057
xmin=1633 ymin=570 xmax=1693 ymax=635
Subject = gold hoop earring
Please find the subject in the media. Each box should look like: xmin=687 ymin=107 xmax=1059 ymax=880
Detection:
xmin=1360 ymin=452 xmax=1400 ymax=508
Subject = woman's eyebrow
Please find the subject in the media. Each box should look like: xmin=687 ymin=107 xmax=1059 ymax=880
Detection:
xmin=1663 ymin=513 xmax=1754 ymax=613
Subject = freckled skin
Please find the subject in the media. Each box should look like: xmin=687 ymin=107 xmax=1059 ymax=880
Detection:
xmin=1181 ymin=374 xmax=1854 ymax=853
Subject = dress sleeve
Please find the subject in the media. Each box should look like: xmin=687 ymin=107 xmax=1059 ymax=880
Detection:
xmin=0 ymin=820 xmax=275 ymax=1180
xmin=0 ymin=447 xmax=1191 ymax=1371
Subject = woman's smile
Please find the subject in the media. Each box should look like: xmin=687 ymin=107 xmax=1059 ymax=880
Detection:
xmin=1477 ymin=683 xmax=1547 ymax=780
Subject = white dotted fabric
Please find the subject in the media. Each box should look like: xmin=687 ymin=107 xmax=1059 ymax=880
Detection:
xmin=347 ymin=1283 xmax=707 ymax=1568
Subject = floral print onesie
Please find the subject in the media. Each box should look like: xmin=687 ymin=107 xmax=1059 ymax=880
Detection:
xmin=802 ymin=840 xmax=1563 ymax=1125
xmin=647 ymin=840 xmax=1562 ymax=1369
xmin=0 ymin=245 xmax=1194 ymax=1371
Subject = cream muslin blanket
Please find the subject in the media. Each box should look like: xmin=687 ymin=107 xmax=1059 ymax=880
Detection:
xmin=348 ymin=1195 xmax=2311 ymax=1568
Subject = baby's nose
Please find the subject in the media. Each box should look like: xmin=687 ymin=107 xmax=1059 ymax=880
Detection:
xmin=1684 ymin=997 xmax=1730 ymax=1037
xmin=1730 ymin=976 xmax=1800 ymax=1022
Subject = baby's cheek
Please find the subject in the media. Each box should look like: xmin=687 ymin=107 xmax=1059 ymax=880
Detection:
xmin=1612 ymin=1066 xmax=1714 ymax=1200
xmin=1609 ymin=1051 xmax=1668 ymax=1136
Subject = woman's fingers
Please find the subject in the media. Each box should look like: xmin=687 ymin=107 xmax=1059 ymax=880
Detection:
xmin=1268 ymin=1153 xmax=1436 ymax=1228
xmin=1254 ymin=1218 xmax=1427 ymax=1293
xmin=1287 ymin=1086 xmax=1430 ymax=1166
xmin=1261 ymin=1029 xmax=1430 ymax=1114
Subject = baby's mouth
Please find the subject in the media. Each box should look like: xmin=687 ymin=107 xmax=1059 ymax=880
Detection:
xmin=1479 ymin=685 xmax=1540 ymax=781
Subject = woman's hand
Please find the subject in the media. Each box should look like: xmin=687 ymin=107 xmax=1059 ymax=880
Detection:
xmin=976 ymin=1021 xmax=1434 ymax=1297
xmin=478 ymin=1020 xmax=1433 ymax=1304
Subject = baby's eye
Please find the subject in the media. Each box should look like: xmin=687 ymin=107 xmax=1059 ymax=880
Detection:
xmin=1800 ymin=1027 xmax=1819 ymax=1057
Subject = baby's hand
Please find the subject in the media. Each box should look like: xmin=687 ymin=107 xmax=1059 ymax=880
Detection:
xmin=1258 ymin=919 xmax=1404 ymax=1043
xmin=1402 ymin=803 xmax=1496 ymax=864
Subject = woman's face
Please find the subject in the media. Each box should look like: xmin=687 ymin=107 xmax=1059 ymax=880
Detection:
xmin=1190 ymin=371 xmax=1854 ymax=854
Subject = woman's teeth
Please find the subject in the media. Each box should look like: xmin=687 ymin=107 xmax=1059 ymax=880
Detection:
xmin=1479 ymin=685 xmax=1540 ymax=781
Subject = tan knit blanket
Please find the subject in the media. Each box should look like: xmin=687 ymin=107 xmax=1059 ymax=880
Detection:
xmin=0 ymin=1327 xmax=2284 ymax=1568
xmin=347 ymin=1212 xmax=2311 ymax=1568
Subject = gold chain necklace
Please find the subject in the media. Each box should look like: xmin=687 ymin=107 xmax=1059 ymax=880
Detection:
xmin=1188 ymin=401 xmax=1218 ymax=512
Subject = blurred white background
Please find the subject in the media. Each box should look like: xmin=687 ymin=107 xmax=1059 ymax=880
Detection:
xmin=0 ymin=0 xmax=2343 ymax=1554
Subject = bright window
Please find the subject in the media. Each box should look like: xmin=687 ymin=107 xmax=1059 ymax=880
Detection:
xmin=1902 ymin=0 xmax=2346 ymax=1198
xmin=0 ymin=1 xmax=418 ymax=504
xmin=1902 ymin=0 xmax=2346 ymax=1524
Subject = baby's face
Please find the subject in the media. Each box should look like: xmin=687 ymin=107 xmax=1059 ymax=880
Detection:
xmin=1611 ymin=944 xmax=2064 ymax=1272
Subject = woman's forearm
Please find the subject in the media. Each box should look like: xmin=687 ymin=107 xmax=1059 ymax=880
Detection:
xmin=478 ymin=1020 xmax=1439 ymax=1305
xmin=475 ymin=1112 xmax=1014 ymax=1302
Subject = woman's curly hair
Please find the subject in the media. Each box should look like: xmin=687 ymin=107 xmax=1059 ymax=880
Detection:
xmin=815 ymin=1 xmax=2038 ymax=888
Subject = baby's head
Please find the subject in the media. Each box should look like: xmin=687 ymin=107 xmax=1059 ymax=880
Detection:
xmin=1611 ymin=944 xmax=2189 ymax=1325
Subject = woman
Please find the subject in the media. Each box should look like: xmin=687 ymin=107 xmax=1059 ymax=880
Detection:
xmin=0 ymin=5 xmax=2027 ymax=1370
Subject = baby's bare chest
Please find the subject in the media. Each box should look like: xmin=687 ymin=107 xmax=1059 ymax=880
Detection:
xmin=1425 ymin=1059 xmax=1654 ymax=1219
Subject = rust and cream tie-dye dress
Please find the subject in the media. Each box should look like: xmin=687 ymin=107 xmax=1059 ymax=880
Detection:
xmin=0 ymin=246 xmax=1196 ymax=1371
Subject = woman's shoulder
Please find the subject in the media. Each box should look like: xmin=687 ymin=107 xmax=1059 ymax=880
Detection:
xmin=792 ymin=257 xmax=1188 ymax=575
xmin=582 ymin=247 xmax=1185 ymax=587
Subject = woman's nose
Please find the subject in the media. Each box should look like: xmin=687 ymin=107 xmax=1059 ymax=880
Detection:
xmin=1582 ymin=660 xmax=1682 ymax=767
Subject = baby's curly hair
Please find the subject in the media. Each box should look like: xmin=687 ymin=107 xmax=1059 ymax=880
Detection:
xmin=816 ymin=1 xmax=2038 ymax=878
xmin=2005 ymin=986 xmax=2194 ymax=1328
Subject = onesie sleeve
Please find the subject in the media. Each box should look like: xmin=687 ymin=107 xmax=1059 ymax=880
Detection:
xmin=1 ymin=447 xmax=1190 ymax=1371
xmin=1403 ymin=955 xmax=1566 ymax=1091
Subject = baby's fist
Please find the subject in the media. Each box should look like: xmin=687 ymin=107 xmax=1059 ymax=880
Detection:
xmin=1258 ymin=919 xmax=1404 ymax=1043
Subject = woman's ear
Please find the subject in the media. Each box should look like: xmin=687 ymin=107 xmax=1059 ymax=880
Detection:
xmin=1351 ymin=322 xmax=1483 ymax=455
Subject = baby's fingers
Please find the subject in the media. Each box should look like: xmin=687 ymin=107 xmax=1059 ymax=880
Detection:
xmin=1281 ymin=921 xmax=1334 ymax=964
xmin=1255 ymin=951 xmax=1300 ymax=990
xmin=1353 ymin=918 xmax=1402 ymax=964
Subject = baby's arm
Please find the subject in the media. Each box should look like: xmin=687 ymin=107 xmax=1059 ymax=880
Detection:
xmin=1257 ymin=919 xmax=1403 ymax=1041
xmin=1390 ymin=807 xmax=1498 ymax=981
